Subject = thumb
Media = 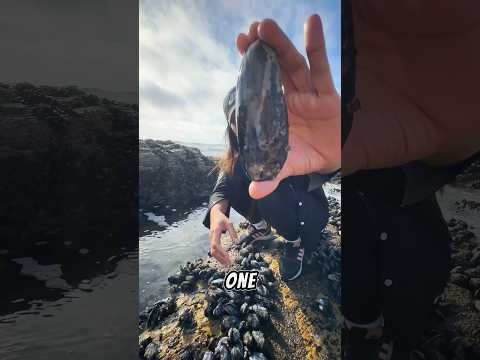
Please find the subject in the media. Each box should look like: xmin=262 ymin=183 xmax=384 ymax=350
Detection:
xmin=248 ymin=161 xmax=293 ymax=199
xmin=249 ymin=178 xmax=280 ymax=199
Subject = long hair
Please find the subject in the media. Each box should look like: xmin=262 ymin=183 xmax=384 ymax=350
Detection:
xmin=216 ymin=125 xmax=238 ymax=175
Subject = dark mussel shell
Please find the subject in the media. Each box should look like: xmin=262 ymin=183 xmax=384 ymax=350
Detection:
xmin=236 ymin=40 xmax=288 ymax=181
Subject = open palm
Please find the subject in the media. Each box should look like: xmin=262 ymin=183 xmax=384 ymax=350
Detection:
xmin=236 ymin=16 xmax=340 ymax=199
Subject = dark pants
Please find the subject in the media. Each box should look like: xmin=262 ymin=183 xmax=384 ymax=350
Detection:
xmin=342 ymin=172 xmax=451 ymax=349
xmin=228 ymin=160 xmax=329 ymax=251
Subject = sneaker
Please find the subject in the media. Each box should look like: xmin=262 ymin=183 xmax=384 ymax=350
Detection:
xmin=279 ymin=239 xmax=304 ymax=281
xmin=239 ymin=223 xmax=274 ymax=244
xmin=342 ymin=327 xmax=379 ymax=360
xmin=342 ymin=326 xmax=395 ymax=360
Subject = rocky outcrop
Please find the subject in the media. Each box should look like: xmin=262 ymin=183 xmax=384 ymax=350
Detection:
xmin=139 ymin=197 xmax=342 ymax=360
xmin=0 ymin=82 xmax=138 ymax=250
xmin=139 ymin=140 xmax=216 ymax=210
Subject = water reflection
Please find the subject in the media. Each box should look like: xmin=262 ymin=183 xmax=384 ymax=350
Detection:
xmin=0 ymin=237 xmax=138 ymax=360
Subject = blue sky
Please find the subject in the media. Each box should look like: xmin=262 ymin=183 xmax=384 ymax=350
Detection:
xmin=140 ymin=0 xmax=340 ymax=144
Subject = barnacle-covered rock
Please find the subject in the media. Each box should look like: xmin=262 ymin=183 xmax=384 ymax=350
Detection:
xmin=236 ymin=40 xmax=288 ymax=181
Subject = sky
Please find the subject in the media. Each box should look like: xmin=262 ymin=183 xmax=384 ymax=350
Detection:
xmin=140 ymin=0 xmax=340 ymax=145
xmin=0 ymin=0 xmax=138 ymax=91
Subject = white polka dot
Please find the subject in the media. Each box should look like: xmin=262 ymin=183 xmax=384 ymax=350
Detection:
xmin=299 ymin=202 xmax=303 ymax=206
xmin=300 ymin=221 xmax=305 ymax=226
xmin=384 ymin=279 xmax=393 ymax=287
xmin=380 ymin=232 xmax=388 ymax=240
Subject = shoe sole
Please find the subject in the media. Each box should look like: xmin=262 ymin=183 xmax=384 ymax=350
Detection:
xmin=284 ymin=261 xmax=303 ymax=281
xmin=240 ymin=233 xmax=276 ymax=245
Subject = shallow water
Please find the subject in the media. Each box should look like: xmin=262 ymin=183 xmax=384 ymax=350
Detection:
xmin=139 ymin=182 xmax=340 ymax=311
xmin=139 ymin=205 xmax=243 ymax=311
xmin=0 ymin=241 xmax=138 ymax=360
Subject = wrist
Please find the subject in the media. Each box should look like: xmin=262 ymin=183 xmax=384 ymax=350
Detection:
xmin=211 ymin=201 xmax=228 ymax=218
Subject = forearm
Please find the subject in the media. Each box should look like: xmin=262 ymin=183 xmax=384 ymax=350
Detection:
xmin=211 ymin=199 xmax=229 ymax=217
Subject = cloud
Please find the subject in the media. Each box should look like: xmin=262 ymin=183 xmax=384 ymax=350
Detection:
xmin=140 ymin=0 xmax=340 ymax=144
xmin=0 ymin=0 xmax=138 ymax=91
xmin=140 ymin=82 xmax=185 ymax=109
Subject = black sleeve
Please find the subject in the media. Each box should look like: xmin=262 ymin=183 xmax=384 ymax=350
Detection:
xmin=307 ymin=169 xmax=341 ymax=192
xmin=202 ymin=170 xmax=231 ymax=229
xmin=401 ymin=151 xmax=480 ymax=206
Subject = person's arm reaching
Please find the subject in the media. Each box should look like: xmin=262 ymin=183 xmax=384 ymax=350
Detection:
xmin=203 ymin=171 xmax=238 ymax=266
xmin=208 ymin=199 xmax=238 ymax=266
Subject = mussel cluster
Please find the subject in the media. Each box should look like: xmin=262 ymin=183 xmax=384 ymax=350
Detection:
xmin=448 ymin=219 xmax=480 ymax=297
xmin=327 ymin=196 xmax=341 ymax=232
xmin=140 ymin=244 xmax=277 ymax=359
xmin=202 ymin=247 xmax=276 ymax=360
xmin=405 ymin=217 xmax=480 ymax=360
xmin=167 ymin=259 xmax=217 ymax=293
xmin=306 ymin=229 xmax=341 ymax=301
xmin=410 ymin=330 xmax=480 ymax=360
xmin=139 ymin=297 xmax=176 ymax=330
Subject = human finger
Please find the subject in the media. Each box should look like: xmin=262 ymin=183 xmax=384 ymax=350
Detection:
xmin=236 ymin=21 xmax=260 ymax=55
xmin=257 ymin=18 xmax=312 ymax=92
xmin=248 ymin=161 xmax=292 ymax=199
xmin=305 ymin=14 xmax=334 ymax=94
xmin=226 ymin=221 xmax=239 ymax=244
xmin=212 ymin=243 xmax=232 ymax=266
xmin=209 ymin=229 xmax=232 ymax=266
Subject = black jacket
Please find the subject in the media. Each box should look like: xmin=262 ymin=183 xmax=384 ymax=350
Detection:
xmin=202 ymin=162 xmax=337 ymax=229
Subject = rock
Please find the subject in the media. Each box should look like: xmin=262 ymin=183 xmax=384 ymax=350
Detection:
xmin=140 ymin=139 xmax=215 ymax=209
xmin=0 ymin=83 xmax=138 ymax=251
xmin=235 ymin=40 xmax=288 ymax=181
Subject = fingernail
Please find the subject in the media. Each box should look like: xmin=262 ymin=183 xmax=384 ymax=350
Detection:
xmin=310 ymin=14 xmax=321 ymax=26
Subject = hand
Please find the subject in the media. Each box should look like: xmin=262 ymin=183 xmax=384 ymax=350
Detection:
xmin=209 ymin=202 xmax=238 ymax=266
xmin=236 ymin=15 xmax=341 ymax=199
xmin=342 ymin=1 xmax=480 ymax=175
